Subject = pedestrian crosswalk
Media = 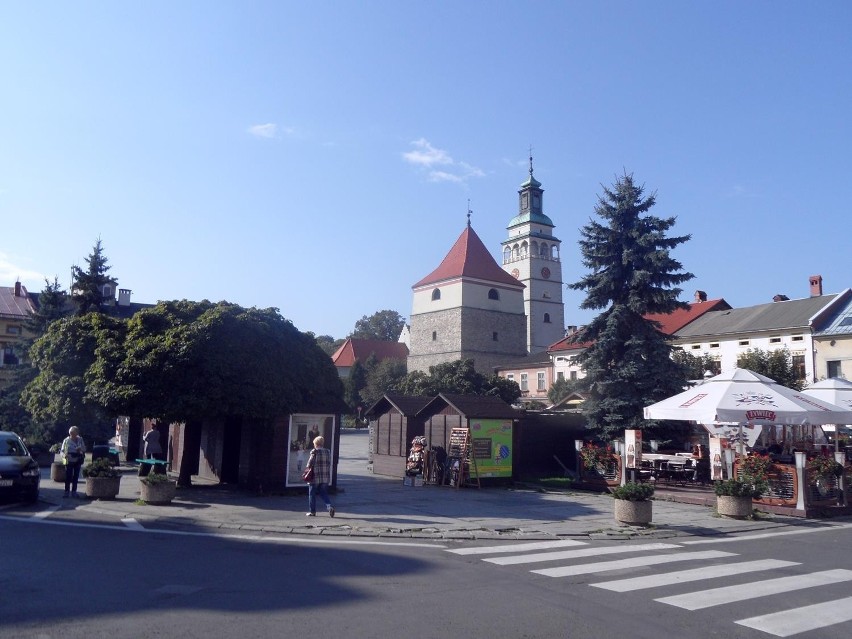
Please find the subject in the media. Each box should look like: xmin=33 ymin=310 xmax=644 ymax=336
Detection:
xmin=446 ymin=539 xmax=852 ymax=637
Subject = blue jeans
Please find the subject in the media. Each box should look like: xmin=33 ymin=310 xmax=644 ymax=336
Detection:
xmin=308 ymin=482 xmax=332 ymax=514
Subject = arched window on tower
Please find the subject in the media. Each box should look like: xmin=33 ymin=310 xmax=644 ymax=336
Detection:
xmin=531 ymin=241 xmax=539 ymax=257
xmin=431 ymin=288 xmax=441 ymax=301
xmin=488 ymin=288 xmax=499 ymax=300
xmin=544 ymin=313 xmax=551 ymax=323
xmin=520 ymin=241 xmax=528 ymax=258
xmin=512 ymin=244 xmax=520 ymax=260
xmin=551 ymin=245 xmax=560 ymax=260
xmin=540 ymin=243 xmax=549 ymax=258
xmin=503 ymin=246 xmax=511 ymax=263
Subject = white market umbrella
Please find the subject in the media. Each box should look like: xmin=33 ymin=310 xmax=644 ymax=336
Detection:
xmin=643 ymin=368 xmax=852 ymax=426
xmin=801 ymin=378 xmax=852 ymax=415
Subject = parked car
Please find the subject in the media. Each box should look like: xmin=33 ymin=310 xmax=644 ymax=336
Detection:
xmin=0 ymin=431 xmax=40 ymax=503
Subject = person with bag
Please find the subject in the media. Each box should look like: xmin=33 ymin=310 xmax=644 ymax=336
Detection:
xmin=304 ymin=435 xmax=334 ymax=518
xmin=61 ymin=426 xmax=86 ymax=498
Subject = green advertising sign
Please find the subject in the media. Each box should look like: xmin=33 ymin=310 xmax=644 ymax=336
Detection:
xmin=469 ymin=419 xmax=513 ymax=478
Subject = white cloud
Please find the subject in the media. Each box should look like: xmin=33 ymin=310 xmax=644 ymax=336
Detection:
xmin=247 ymin=123 xmax=279 ymax=139
xmin=0 ymin=252 xmax=44 ymax=286
xmin=402 ymin=138 xmax=484 ymax=184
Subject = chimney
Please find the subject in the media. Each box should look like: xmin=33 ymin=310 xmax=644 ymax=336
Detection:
xmin=14 ymin=281 xmax=22 ymax=297
xmin=118 ymin=289 xmax=131 ymax=307
xmin=566 ymin=325 xmax=577 ymax=335
xmin=694 ymin=290 xmax=707 ymax=303
xmin=773 ymin=294 xmax=789 ymax=302
xmin=809 ymin=275 xmax=823 ymax=297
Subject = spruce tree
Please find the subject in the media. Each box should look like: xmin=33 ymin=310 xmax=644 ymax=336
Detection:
xmin=25 ymin=277 xmax=70 ymax=339
xmin=570 ymin=173 xmax=694 ymax=439
xmin=71 ymin=238 xmax=112 ymax=314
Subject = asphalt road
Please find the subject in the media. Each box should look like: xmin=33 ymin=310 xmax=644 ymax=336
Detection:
xmin=3 ymin=512 xmax=852 ymax=638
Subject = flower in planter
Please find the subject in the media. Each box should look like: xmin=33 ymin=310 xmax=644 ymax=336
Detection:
xmin=806 ymin=455 xmax=844 ymax=478
xmin=579 ymin=443 xmax=616 ymax=470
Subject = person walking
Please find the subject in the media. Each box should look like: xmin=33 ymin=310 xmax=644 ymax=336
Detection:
xmin=61 ymin=426 xmax=86 ymax=498
xmin=143 ymin=424 xmax=163 ymax=460
xmin=305 ymin=436 xmax=334 ymax=518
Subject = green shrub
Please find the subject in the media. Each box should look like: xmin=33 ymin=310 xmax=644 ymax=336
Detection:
xmin=714 ymin=478 xmax=763 ymax=499
xmin=82 ymin=457 xmax=120 ymax=478
xmin=611 ymin=481 xmax=654 ymax=501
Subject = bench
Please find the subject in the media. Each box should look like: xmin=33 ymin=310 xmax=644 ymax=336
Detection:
xmin=135 ymin=458 xmax=168 ymax=477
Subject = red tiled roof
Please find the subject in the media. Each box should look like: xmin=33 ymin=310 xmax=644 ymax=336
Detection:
xmin=412 ymin=225 xmax=523 ymax=289
xmin=331 ymin=338 xmax=409 ymax=367
xmin=645 ymin=298 xmax=731 ymax=335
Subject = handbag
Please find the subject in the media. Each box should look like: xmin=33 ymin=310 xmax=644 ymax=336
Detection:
xmin=302 ymin=466 xmax=314 ymax=483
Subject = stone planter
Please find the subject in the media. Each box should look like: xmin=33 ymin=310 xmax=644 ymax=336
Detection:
xmin=140 ymin=479 xmax=177 ymax=505
xmin=716 ymin=495 xmax=753 ymax=519
xmin=614 ymin=499 xmax=653 ymax=526
xmin=51 ymin=462 xmax=66 ymax=483
xmin=85 ymin=476 xmax=121 ymax=500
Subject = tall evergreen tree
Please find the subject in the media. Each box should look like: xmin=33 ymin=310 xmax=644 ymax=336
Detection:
xmin=570 ymin=173 xmax=694 ymax=439
xmin=71 ymin=238 xmax=112 ymax=315
xmin=26 ymin=277 xmax=71 ymax=339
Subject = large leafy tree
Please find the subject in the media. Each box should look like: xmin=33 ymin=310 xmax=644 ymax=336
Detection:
xmin=397 ymin=359 xmax=521 ymax=405
xmin=361 ymin=357 xmax=408 ymax=408
xmin=95 ymin=301 xmax=345 ymax=486
xmin=737 ymin=348 xmax=804 ymax=390
xmin=569 ymin=173 xmax=693 ymax=439
xmin=350 ymin=309 xmax=406 ymax=341
xmin=72 ymin=238 xmax=113 ymax=314
xmin=22 ymin=313 xmax=127 ymax=444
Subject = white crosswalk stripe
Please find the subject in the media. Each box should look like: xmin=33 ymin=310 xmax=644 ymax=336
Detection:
xmin=446 ymin=539 xmax=587 ymax=555
xmin=656 ymin=569 xmax=852 ymax=610
xmin=482 ymin=542 xmax=680 ymax=565
xmin=531 ymin=550 xmax=736 ymax=577
xmin=591 ymin=558 xmax=800 ymax=592
xmin=735 ymin=595 xmax=852 ymax=637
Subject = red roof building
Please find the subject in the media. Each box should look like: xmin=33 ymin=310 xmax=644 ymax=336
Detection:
xmin=331 ymin=338 xmax=409 ymax=378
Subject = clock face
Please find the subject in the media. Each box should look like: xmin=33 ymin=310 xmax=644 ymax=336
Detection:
xmin=541 ymin=267 xmax=551 ymax=279
xmin=511 ymin=268 xmax=520 ymax=279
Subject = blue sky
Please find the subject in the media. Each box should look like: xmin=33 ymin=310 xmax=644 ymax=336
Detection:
xmin=1 ymin=1 xmax=849 ymax=339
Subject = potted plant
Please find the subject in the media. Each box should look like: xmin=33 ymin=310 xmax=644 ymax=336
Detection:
xmin=139 ymin=471 xmax=177 ymax=505
xmin=714 ymin=478 xmax=764 ymax=518
xmin=82 ymin=457 xmax=122 ymax=500
xmin=611 ymin=481 xmax=654 ymax=526
xmin=49 ymin=443 xmax=66 ymax=483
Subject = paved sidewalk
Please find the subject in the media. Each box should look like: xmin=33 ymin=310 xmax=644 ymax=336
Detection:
xmin=38 ymin=431 xmax=843 ymax=542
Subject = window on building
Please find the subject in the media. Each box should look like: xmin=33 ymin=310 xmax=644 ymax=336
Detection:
xmin=431 ymin=331 xmax=437 ymax=341
xmin=537 ymin=372 xmax=546 ymax=391
xmin=520 ymin=373 xmax=528 ymax=391
xmin=691 ymin=344 xmax=701 ymax=350
xmin=769 ymin=336 xmax=781 ymax=344
xmin=739 ymin=340 xmax=750 ymax=347
xmin=710 ymin=343 xmax=720 ymax=349
xmin=431 ymin=288 xmax=441 ymax=301
xmin=488 ymin=288 xmax=499 ymax=300
xmin=492 ymin=332 xmax=498 ymax=341
xmin=544 ymin=313 xmax=551 ymax=323
xmin=6 ymin=325 xmax=22 ymax=335
xmin=792 ymin=354 xmax=806 ymax=380
xmin=557 ymin=371 xmax=565 ymax=380
xmin=791 ymin=335 xmax=803 ymax=342
xmin=502 ymin=246 xmax=511 ymax=263
xmin=569 ymin=371 xmax=577 ymax=381
xmin=827 ymin=360 xmax=842 ymax=378
xmin=507 ymin=374 xmax=515 ymax=383
xmin=709 ymin=359 xmax=722 ymax=375
xmin=540 ymin=243 xmax=549 ymax=258
xmin=2 ymin=346 xmax=18 ymax=366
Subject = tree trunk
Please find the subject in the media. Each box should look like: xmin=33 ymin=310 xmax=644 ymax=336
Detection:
xmin=178 ymin=419 xmax=202 ymax=488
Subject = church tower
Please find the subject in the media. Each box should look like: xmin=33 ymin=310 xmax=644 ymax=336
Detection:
xmin=501 ymin=157 xmax=565 ymax=353
xmin=407 ymin=217 xmax=527 ymax=375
